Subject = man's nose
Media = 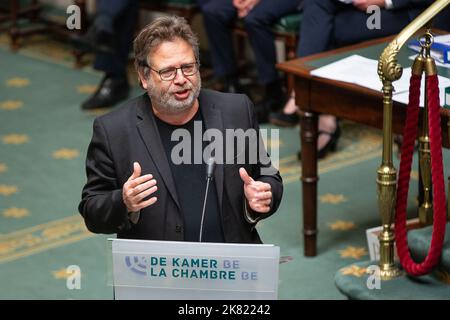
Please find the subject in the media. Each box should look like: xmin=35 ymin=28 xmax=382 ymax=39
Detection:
xmin=173 ymin=68 xmax=187 ymax=85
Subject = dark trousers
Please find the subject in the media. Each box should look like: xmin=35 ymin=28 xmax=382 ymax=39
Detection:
xmin=297 ymin=0 xmax=418 ymax=57
xmin=198 ymin=0 xmax=301 ymax=85
xmin=93 ymin=0 xmax=138 ymax=77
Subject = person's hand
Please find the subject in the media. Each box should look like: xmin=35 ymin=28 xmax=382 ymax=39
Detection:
xmin=122 ymin=162 xmax=158 ymax=213
xmin=233 ymin=0 xmax=246 ymax=9
xmin=353 ymin=0 xmax=385 ymax=11
xmin=233 ymin=0 xmax=260 ymax=18
xmin=239 ymin=167 xmax=272 ymax=213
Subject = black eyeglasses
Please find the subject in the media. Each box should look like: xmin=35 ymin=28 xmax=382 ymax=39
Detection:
xmin=147 ymin=62 xmax=199 ymax=81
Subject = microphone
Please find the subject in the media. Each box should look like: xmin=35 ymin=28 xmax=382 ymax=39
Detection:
xmin=206 ymin=157 xmax=216 ymax=179
xmin=199 ymin=158 xmax=216 ymax=242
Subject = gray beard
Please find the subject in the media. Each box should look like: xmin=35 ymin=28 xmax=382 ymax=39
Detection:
xmin=148 ymin=77 xmax=201 ymax=115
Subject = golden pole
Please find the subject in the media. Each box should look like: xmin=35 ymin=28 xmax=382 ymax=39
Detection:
xmin=418 ymin=31 xmax=434 ymax=226
xmin=377 ymin=42 xmax=403 ymax=279
xmin=376 ymin=0 xmax=450 ymax=280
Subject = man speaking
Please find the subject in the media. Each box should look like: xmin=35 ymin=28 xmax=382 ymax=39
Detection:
xmin=78 ymin=16 xmax=283 ymax=244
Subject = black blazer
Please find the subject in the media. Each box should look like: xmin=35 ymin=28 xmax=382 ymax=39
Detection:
xmin=78 ymin=89 xmax=283 ymax=244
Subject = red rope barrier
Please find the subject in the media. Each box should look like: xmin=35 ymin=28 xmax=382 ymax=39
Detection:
xmin=395 ymin=74 xmax=447 ymax=276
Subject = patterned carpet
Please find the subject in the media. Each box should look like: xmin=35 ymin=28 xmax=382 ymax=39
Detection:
xmin=1 ymin=33 xmax=449 ymax=299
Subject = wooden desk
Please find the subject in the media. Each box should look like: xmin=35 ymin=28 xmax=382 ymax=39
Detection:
xmin=277 ymin=35 xmax=450 ymax=257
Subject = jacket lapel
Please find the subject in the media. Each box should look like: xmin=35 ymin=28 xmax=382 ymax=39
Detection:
xmin=199 ymin=91 xmax=224 ymax=213
xmin=135 ymin=95 xmax=181 ymax=209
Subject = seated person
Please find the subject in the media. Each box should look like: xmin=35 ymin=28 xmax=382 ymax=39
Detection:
xmin=73 ymin=0 xmax=138 ymax=110
xmin=269 ymin=0 xmax=440 ymax=158
xmin=197 ymin=0 xmax=302 ymax=121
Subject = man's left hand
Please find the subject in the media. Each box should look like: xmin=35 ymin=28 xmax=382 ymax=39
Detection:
xmin=239 ymin=167 xmax=272 ymax=213
xmin=353 ymin=0 xmax=385 ymax=11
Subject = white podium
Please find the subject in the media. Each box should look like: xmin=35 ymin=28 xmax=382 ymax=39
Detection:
xmin=109 ymin=238 xmax=280 ymax=300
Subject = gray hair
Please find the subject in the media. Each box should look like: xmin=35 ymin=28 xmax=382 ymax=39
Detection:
xmin=133 ymin=15 xmax=200 ymax=78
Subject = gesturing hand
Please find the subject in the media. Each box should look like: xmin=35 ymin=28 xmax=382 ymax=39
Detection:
xmin=122 ymin=162 xmax=158 ymax=213
xmin=239 ymin=167 xmax=272 ymax=213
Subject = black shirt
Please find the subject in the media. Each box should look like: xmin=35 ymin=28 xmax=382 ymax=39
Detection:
xmin=154 ymin=109 xmax=225 ymax=242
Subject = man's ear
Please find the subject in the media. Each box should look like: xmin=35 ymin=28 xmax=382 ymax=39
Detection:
xmin=137 ymin=71 xmax=148 ymax=90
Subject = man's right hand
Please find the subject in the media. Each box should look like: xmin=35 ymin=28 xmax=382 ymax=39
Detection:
xmin=123 ymin=162 xmax=158 ymax=213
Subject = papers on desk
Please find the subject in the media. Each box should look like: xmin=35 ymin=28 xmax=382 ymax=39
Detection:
xmin=310 ymin=54 xmax=450 ymax=107
xmin=310 ymin=55 xmax=411 ymax=92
